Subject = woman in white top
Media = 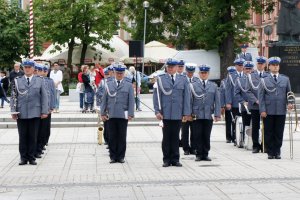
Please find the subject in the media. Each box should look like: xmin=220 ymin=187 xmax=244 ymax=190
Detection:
xmin=50 ymin=63 xmax=64 ymax=113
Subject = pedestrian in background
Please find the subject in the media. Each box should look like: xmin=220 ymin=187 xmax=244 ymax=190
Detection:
xmin=128 ymin=66 xmax=142 ymax=111
xmin=0 ymin=71 xmax=10 ymax=108
xmin=50 ymin=63 xmax=63 ymax=113
xmin=9 ymin=63 xmax=24 ymax=88
xmin=77 ymin=65 xmax=85 ymax=111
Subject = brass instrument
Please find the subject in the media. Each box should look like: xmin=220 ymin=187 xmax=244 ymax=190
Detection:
xmin=96 ymin=109 xmax=104 ymax=145
xmin=287 ymin=91 xmax=297 ymax=159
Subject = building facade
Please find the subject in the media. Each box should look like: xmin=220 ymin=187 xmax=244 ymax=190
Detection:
xmin=247 ymin=1 xmax=280 ymax=57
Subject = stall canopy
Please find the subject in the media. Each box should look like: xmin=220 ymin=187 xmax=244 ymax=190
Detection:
xmin=121 ymin=41 xmax=178 ymax=64
xmin=40 ymin=35 xmax=129 ymax=65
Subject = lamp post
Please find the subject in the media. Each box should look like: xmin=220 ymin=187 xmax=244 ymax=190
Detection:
xmin=142 ymin=1 xmax=149 ymax=76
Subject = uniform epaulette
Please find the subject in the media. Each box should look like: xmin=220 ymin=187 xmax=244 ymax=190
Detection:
xmin=106 ymin=77 xmax=114 ymax=82
xmin=158 ymin=73 xmax=166 ymax=77
xmin=124 ymin=77 xmax=132 ymax=83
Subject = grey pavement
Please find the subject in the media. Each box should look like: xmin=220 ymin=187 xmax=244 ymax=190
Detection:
xmin=0 ymin=95 xmax=300 ymax=199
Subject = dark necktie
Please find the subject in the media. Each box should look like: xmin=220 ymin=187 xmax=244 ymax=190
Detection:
xmin=189 ymin=78 xmax=192 ymax=83
xmin=259 ymin=72 xmax=262 ymax=78
xmin=273 ymin=75 xmax=277 ymax=82
xmin=202 ymin=80 xmax=206 ymax=88
xmin=239 ymin=73 xmax=242 ymax=78
xmin=27 ymin=78 xmax=30 ymax=85
xmin=171 ymin=75 xmax=175 ymax=84
xmin=117 ymin=80 xmax=120 ymax=87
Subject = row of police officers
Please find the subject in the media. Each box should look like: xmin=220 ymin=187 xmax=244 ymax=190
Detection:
xmin=10 ymin=60 xmax=55 ymax=165
xmin=221 ymin=56 xmax=292 ymax=159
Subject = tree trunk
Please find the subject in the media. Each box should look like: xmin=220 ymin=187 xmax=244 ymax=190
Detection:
xmin=67 ymin=38 xmax=75 ymax=69
xmin=219 ymin=1 xmax=235 ymax=80
xmin=80 ymin=42 xmax=88 ymax=65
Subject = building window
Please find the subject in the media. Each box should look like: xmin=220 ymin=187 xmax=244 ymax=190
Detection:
xmin=18 ymin=0 xmax=23 ymax=9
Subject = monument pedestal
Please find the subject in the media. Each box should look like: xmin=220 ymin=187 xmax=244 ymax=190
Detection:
xmin=269 ymin=45 xmax=300 ymax=93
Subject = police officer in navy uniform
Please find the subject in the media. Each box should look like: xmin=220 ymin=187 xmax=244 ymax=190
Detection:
xmin=181 ymin=63 xmax=197 ymax=155
xmin=258 ymin=57 xmax=293 ymax=159
xmin=222 ymin=66 xmax=236 ymax=143
xmin=101 ymin=64 xmax=134 ymax=163
xmin=234 ymin=61 xmax=254 ymax=147
xmin=10 ymin=60 xmax=49 ymax=165
xmin=191 ymin=65 xmax=221 ymax=161
xmin=236 ymin=44 xmax=252 ymax=61
xmin=153 ymin=58 xmax=191 ymax=167
xmin=247 ymin=56 xmax=268 ymax=153
xmin=225 ymin=58 xmax=245 ymax=145
xmin=35 ymin=64 xmax=55 ymax=158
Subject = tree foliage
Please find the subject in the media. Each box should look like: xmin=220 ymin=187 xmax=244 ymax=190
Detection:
xmin=0 ymin=0 xmax=41 ymax=68
xmin=34 ymin=0 xmax=123 ymax=67
xmin=126 ymin=0 xmax=275 ymax=78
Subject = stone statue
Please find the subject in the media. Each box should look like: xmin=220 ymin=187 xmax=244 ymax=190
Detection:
xmin=277 ymin=0 xmax=300 ymax=43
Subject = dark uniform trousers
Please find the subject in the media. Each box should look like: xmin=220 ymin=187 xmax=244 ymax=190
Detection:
xmin=181 ymin=121 xmax=196 ymax=152
xmin=103 ymin=120 xmax=109 ymax=144
xmin=194 ymin=119 xmax=213 ymax=158
xmin=108 ymin=118 xmax=128 ymax=160
xmin=250 ymin=109 xmax=261 ymax=149
xmin=225 ymin=110 xmax=233 ymax=141
xmin=263 ymin=115 xmax=286 ymax=156
xmin=45 ymin=114 xmax=52 ymax=145
xmin=36 ymin=117 xmax=48 ymax=154
xmin=17 ymin=118 xmax=40 ymax=161
xmin=162 ymin=120 xmax=181 ymax=164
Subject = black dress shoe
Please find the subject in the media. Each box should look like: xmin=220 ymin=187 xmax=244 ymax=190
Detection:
xmin=106 ymin=146 xmax=109 ymax=149
xmin=118 ymin=159 xmax=125 ymax=163
xmin=110 ymin=159 xmax=117 ymax=164
xmin=252 ymin=148 xmax=260 ymax=153
xmin=172 ymin=162 xmax=183 ymax=167
xmin=275 ymin=155 xmax=281 ymax=159
xmin=19 ymin=160 xmax=28 ymax=165
xmin=184 ymin=150 xmax=190 ymax=155
xmin=162 ymin=162 xmax=170 ymax=167
xmin=195 ymin=157 xmax=201 ymax=162
xmin=42 ymin=147 xmax=46 ymax=150
xmin=35 ymin=154 xmax=42 ymax=159
xmin=268 ymin=155 xmax=274 ymax=159
xmin=41 ymin=151 xmax=44 ymax=154
xmin=226 ymin=140 xmax=231 ymax=143
xmin=29 ymin=160 xmax=37 ymax=165
xmin=201 ymin=157 xmax=212 ymax=161
xmin=190 ymin=150 xmax=196 ymax=155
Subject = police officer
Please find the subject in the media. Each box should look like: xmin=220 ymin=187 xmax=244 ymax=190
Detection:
xmin=101 ymin=64 xmax=134 ymax=163
xmin=236 ymin=44 xmax=252 ymax=61
xmin=191 ymin=65 xmax=221 ymax=161
xmin=223 ymin=66 xmax=236 ymax=143
xmin=258 ymin=57 xmax=292 ymax=159
xmin=10 ymin=60 xmax=49 ymax=165
xmin=247 ymin=56 xmax=268 ymax=153
xmin=176 ymin=59 xmax=186 ymax=75
xmin=181 ymin=63 xmax=197 ymax=155
xmin=225 ymin=58 xmax=245 ymax=145
xmin=234 ymin=61 xmax=253 ymax=147
xmin=153 ymin=58 xmax=191 ymax=167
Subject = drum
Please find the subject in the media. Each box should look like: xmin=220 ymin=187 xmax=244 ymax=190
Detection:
xmin=244 ymin=123 xmax=253 ymax=150
xmin=235 ymin=116 xmax=244 ymax=148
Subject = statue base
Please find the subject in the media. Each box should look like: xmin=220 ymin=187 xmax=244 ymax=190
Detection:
xmin=269 ymin=44 xmax=300 ymax=93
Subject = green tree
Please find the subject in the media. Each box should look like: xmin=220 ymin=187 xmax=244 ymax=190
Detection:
xmin=34 ymin=0 xmax=123 ymax=67
xmin=0 ymin=0 xmax=41 ymax=68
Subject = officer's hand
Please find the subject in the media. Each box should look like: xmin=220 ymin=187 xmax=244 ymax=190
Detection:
xmin=101 ymin=115 xmax=109 ymax=121
xmin=255 ymin=100 xmax=259 ymax=105
xmin=11 ymin=114 xmax=18 ymax=120
xmin=187 ymin=116 xmax=193 ymax=121
xmin=214 ymin=117 xmax=221 ymax=122
xmin=182 ymin=116 xmax=188 ymax=122
xmin=288 ymin=103 xmax=293 ymax=111
xmin=156 ymin=113 xmax=163 ymax=120
xmin=261 ymin=112 xmax=267 ymax=118
xmin=226 ymin=104 xmax=232 ymax=110
xmin=41 ymin=114 xmax=48 ymax=119
xmin=128 ymin=116 xmax=133 ymax=121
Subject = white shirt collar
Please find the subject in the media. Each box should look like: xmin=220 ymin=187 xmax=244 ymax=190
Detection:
xmin=169 ymin=73 xmax=176 ymax=81
xmin=271 ymin=73 xmax=279 ymax=78
xmin=199 ymin=78 xmax=208 ymax=84
xmin=25 ymin=75 xmax=34 ymax=83
xmin=257 ymin=70 xmax=264 ymax=74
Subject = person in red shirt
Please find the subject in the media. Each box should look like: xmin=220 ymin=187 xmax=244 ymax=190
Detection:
xmin=94 ymin=64 xmax=104 ymax=87
xmin=78 ymin=66 xmax=84 ymax=111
